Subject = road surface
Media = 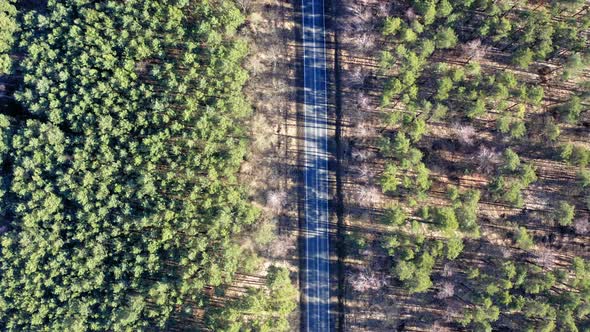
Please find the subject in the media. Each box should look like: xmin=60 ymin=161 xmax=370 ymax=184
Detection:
xmin=301 ymin=0 xmax=330 ymax=330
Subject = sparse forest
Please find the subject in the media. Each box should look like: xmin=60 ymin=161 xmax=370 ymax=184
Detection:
xmin=338 ymin=0 xmax=590 ymax=330
xmin=0 ymin=0 xmax=296 ymax=330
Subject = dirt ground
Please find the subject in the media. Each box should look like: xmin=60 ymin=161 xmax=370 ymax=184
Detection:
xmin=235 ymin=0 xmax=302 ymax=328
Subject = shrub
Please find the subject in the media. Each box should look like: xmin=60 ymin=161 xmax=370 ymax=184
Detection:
xmin=503 ymin=149 xmax=521 ymax=172
xmin=435 ymin=27 xmax=458 ymax=49
xmin=554 ymin=201 xmax=575 ymax=226
xmin=513 ymin=47 xmax=534 ymax=68
xmin=383 ymin=205 xmax=407 ymax=226
xmin=446 ymin=236 xmax=464 ymax=259
xmin=381 ymin=164 xmax=400 ymax=194
xmin=543 ymin=119 xmax=561 ymax=141
xmin=383 ymin=17 xmax=403 ymax=36
xmin=515 ymin=227 xmax=534 ymax=250
xmin=432 ymin=206 xmax=458 ymax=234
xmin=560 ymin=96 xmax=583 ymax=124
xmin=467 ymin=98 xmax=486 ymax=118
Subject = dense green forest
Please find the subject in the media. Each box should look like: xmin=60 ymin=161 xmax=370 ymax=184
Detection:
xmin=0 ymin=0 xmax=295 ymax=330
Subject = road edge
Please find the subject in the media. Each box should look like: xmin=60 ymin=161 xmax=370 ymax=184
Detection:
xmin=323 ymin=0 xmax=346 ymax=330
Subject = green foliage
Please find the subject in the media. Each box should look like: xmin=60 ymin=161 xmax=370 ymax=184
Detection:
xmin=560 ymin=96 xmax=584 ymax=124
xmin=435 ymin=27 xmax=458 ymax=49
xmin=436 ymin=76 xmax=454 ymax=101
xmin=431 ymin=206 xmax=458 ymax=234
xmin=408 ymin=117 xmax=427 ymax=142
xmin=0 ymin=0 xmax=17 ymax=74
xmin=528 ymin=86 xmax=545 ymax=106
xmin=543 ymin=119 xmax=561 ymax=141
xmin=497 ymin=113 xmax=512 ymax=134
xmin=0 ymin=1 xmax=267 ymax=330
xmin=414 ymin=162 xmax=432 ymax=192
xmin=446 ymin=236 xmax=464 ymax=259
xmin=509 ymin=121 xmax=527 ymax=139
xmin=383 ymin=17 xmax=403 ymax=36
xmin=523 ymin=300 xmax=555 ymax=319
xmin=394 ymin=260 xmax=416 ymax=281
xmin=523 ymin=268 xmax=555 ymax=294
xmin=405 ymin=267 xmax=433 ymax=293
xmin=375 ymin=3 xmax=590 ymax=329
xmin=381 ymin=164 xmax=400 ymax=194
xmin=515 ymin=227 xmax=534 ymax=250
xmin=393 ymin=132 xmax=412 ymax=156
xmin=561 ymin=143 xmax=575 ymax=162
xmin=437 ymin=0 xmax=453 ymax=18
xmin=563 ymin=53 xmax=590 ymax=80
xmin=520 ymin=163 xmax=538 ymax=187
xmin=402 ymin=27 xmax=418 ymax=43
xmin=253 ymin=221 xmax=277 ymax=246
xmin=418 ymin=1 xmax=437 ymax=25
xmin=503 ymin=148 xmax=521 ymax=172
xmin=455 ymin=189 xmax=481 ymax=237
xmin=379 ymin=50 xmax=395 ymax=71
xmin=554 ymin=200 xmax=575 ymax=226
xmin=383 ymin=205 xmax=407 ymax=226
xmin=345 ymin=231 xmax=368 ymax=255
xmin=460 ymin=297 xmax=500 ymax=331
xmin=489 ymin=176 xmax=525 ymax=207
xmin=404 ymin=252 xmax=435 ymax=293
xmin=206 ymin=266 xmax=297 ymax=332
xmin=569 ymin=145 xmax=590 ymax=168
xmin=513 ymin=47 xmax=534 ymax=68
xmin=467 ymin=98 xmax=486 ymax=118
xmin=578 ymin=168 xmax=590 ymax=188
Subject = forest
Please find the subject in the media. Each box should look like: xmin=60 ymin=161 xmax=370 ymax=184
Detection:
xmin=338 ymin=0 xmax=590 ymax=330
xmin=0 ymin=0 xmax=296 ymax=331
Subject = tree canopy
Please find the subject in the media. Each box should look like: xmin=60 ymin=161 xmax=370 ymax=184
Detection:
xmin=0 ymin=1 xmax=273 ymax=330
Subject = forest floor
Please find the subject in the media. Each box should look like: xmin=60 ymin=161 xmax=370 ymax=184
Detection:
xmin=233 ymin=0 xmax=302 ymax=329
xmin=333 ymin=0 xmax=590 ymax=331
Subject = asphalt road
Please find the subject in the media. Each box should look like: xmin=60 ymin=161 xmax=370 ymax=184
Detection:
xmin=301 ymin=0 xmax=330 ymax=330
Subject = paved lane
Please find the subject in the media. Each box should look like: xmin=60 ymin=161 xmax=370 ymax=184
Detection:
xmin=301 ymin=0 xmax=330 ymax=330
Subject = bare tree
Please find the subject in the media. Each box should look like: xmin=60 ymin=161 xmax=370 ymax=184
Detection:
xmin=266 ymin=190 xmax=287 ymax=213
xmin=453 ymin=123 xmax=476 ymax=146
xmin=499 ymin=245 xmax=513 ymax=259
xmin=435 ymin=281 xmax=455 ymax=299
xmin=246 ymin=53 xmax=265 ymax=76
xmin=574 ymin=217 xmax=589 ymax=235
xmin=354 ymin=186 xmax=381 ymax=207
xmin=376 ymin=2 xmax=390 ymax=18
xmin=265 ymin=44 xmax=282 ymax=72
xmin=534 ymin=246 xmax=556 ymax=269
xmin=462 ymin=39 xmax=488 ymax=60
xmin=443 ymin=300 xmax=462 ymax=322
xmin=356 ymin=92 xmax=371 ymax=111
xmin=235 ymin=0 xmax=253 ymax=12
xmin=250 ymin=114 xmax=276 ymax=151
xmin=348 ymin=269 xmax=387 ymax=293
xmin=405 ymin=7 xmax=417 ymax=21
xmin=442 ymin=263 xmax=454 ymax=277
xmin=354 ymin=122 xmax=374 ymax=141
xmin=351 ymin=146 xmax=373 ymax=162
xmin=474 ymin=145 xmax=501 ymax=174
xmin=355 ymin=33 xmax=375 ymax=53
xmin=356 ymin=164 xmax=374 ymax=183
xmin=347 ymin=67 xmax=367 ymax=88
xmin=267 ymin=234 xmax=296 ymax=258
